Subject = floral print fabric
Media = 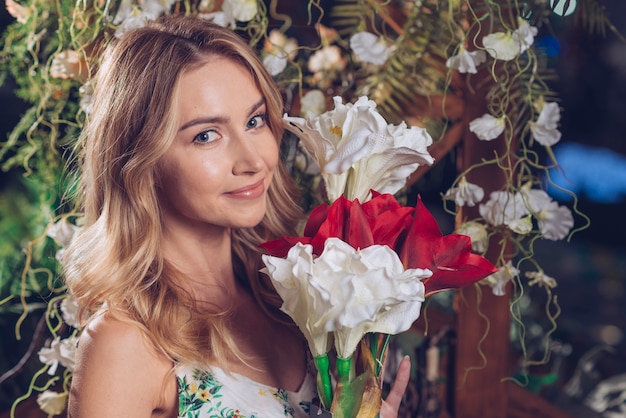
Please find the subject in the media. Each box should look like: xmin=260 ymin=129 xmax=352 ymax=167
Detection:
xmin=177 ymin=364 xmax=316 ymax=418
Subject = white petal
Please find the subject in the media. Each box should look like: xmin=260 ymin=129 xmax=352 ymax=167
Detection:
xmin=350 ymin=32 xmax=390 ymax=65
xmin=483 ymin=32 xmax=520 ymax=61
xmin=469 ymin=114 xmax=505 ymax=140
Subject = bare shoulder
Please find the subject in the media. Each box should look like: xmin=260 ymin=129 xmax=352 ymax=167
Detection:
xmin=69 ymin=312 xmax=177 ymax=418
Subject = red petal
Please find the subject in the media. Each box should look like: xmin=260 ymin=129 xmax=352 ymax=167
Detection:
xmin=424 ymin=253 xmax=499 ymax=296
xmin=259 ymin=236 xmax=312 ymax=257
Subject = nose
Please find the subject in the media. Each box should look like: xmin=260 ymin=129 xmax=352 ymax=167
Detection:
xmin=230 ymin=131 xmax=265 ymax=175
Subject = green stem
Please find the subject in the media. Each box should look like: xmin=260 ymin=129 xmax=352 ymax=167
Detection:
xmin=313 ymin=354 xmax=333 ymax=410
xmin=336 ymin=356 xmax=352 ymax=380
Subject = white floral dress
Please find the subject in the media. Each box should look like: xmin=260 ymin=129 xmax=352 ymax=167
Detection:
xmin=176 ymin=363 xmax=317 ymax=418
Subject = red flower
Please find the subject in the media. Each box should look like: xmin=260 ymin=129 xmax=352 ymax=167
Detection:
xmin=397 ymin=196 xmax=498 ymax=296
xmin=260 ymin=192 xmax=497 ymax=296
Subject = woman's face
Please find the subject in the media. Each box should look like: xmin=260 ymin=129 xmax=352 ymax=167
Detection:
xmin=157 ymin=57 xmax=279 ymax=234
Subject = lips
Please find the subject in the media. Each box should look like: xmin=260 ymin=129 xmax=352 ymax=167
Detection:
xmin=226 ymin=179 xmax=266 ymax=199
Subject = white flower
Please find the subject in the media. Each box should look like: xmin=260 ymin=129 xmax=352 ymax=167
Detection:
xmin=263 ymin=238 xmax=430 ymax=359
xmin=262 ymin=30 xmax=298 ymax=76
xmin=479 ymin=191 xmax=528 ymax=226
xmin=469 ymin=113 xmax=506 ymax=141
xmin=284 ymin=96 xmax=434 ymax=202
xmin=525 ymin=271 xmax=557 ymax=289
xmin=6 ymin=0 xmax=31 ymax=23
xmin=38 ymin=336 xmax=78 ymax=375
xmin=481 ymin=261 xmax=519 ymax=296
xmin=79 ymin=80 xmax=94 ymax=114
xmin=530 ymin=101 xmax=561 ymax=146
xmin=225 ymin=0 xmax=257 ymax=22
xmin=505 ymin=215 xmax=533 ymax=235
xmin=456 ymin=221 xmax=489 ymax=254
xmin=47 ymin=219 xmax=79 ymax=247
xmin=350 ymin=32 xmax=390 ymax=65
xmin=37 ymin=390 xmax=67 ymax=416
xmin=521 ymin=188 xmax=574 ymax=240
xmin=446 ymin=47 xmax=487 ymax=74
xmin=300 ymin=90 xmax=327 ymax=118
xmin=114 ymin=7 xmax=150 ymax=37
xmin=50 ymin=50 xmax=85 ymax=81
xmin=60 ymin=295 xmax=81 ymax=328
xmin=307 ymin=45 xmax=346 ymax=73
xmin=444 ymin=176 xmax=484 ymax=207
xmin=483 ymin=19 xmax=538 ymax=61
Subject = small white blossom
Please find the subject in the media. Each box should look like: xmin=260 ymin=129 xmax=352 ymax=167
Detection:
xmin=530 ymin=101 xmax=561 ymax=146
xmin=308 ymin=45 xmax=346 ymax=73
xmin=505 ymin=215 xmax=533 ymax=235
xmin=479 ymin=191 xmax=528 ymax=226
xmin=226 ymin=0 xmax=257 ymax=22
xmin=482 ymin=261 xmax=519 ymax=296
xmin=456 ymin=221 xmax=489 ymax=253
xmin=60 ymin=295 xmax=81 ymax=328
xmin=47 ymin=219 xmax=79 ymax=247
xmin=37 ymin=390 xmax=67 ymax=416
xmin=350 ymin=32 xmax=391 ymax=65
xmin=6 ymin=0 xmax=31 ymax=23
xmin=446 ymin=47 xmax=487 ymax=74
xmin=38 ymin=336 xmax=78 ymax=375
xmin=79 ymin=81 xmax=94 ymax=114
xmin=469 ymin=113 xmax=506 ymax=141
xmin=300 ymin=90 xmax=327 ymax=118
xmin=525 ymin=271 xmax=557 ymax=289
xmin=521 ymin=187 xmax=574 ymax=240
xmin=50 ymin=50 xmax=85 ymax=81
xmin=444 ymin=176 xmax=485 ymax=207
xmin=262 ymin=30 xmax=298 ymax=76
xmin=483 ymin=18 xmax=538 ymax=61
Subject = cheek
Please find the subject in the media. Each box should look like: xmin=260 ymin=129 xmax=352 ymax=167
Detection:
xmin=263 ymin=138 xmax=280 ymax=173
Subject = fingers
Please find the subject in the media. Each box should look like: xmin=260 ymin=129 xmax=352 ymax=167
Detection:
xmin=383 ymin=355 xmax=411 ymax=412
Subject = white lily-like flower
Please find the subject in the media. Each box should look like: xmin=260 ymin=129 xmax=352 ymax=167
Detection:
xmin=520 ymin=187 xmax=574 ymax=240
xmin=350 ymin=32 xmax=391 ymax=65
xmin=483 ymin=18 xmax=538 ymax=61
xmin=284 ymin=96 xmax=434 ymax=202
xmin=38 ymin=335 xmax=78 ymax=375
xmin=307 ymin=45 xmax=346 ymax=73
xmin=457 ymin=221 xmax=489 ymax=254
xmin=525 ymin=271 xmax=557 ymax=289
xmin=263 ymin=238 xmax=430 ymax=359
xmin=444 ymin=176 xmax=485 ymax=207
xmin=530 ymin=101 xmax=562 ymax=146
xmin=469 ymin=113 xmax=506 ymax=141
xmin=446 ymin=46 xmax=487 ymax=74
xmin=37 ymin=390 xmax=67 ymax=416
xmin=300 ymin=90 xmax=327 ymax=118
xmin=6 ymin=0 xmax=31 ymax=24
xmin=479 ymin=190 xmax=528 ymax=226
xmin=481 ymin=261 xmax=519 ymax=296
xmin=60 ymin=295 xmax=81 ymax=328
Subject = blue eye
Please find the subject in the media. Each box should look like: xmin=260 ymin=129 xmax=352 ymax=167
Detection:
xmin=193 ymin=130 xmax=218 ymax=144
xmin=247 ymin=113 xmax=267 ymax=129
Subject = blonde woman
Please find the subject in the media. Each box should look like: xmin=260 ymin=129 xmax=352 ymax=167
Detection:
xmin=64 ymin=14 xmax=410 ymax=417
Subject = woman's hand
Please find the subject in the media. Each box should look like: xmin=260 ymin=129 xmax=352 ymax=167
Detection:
xmin=379 ymin=355 xmax=411 ymax=418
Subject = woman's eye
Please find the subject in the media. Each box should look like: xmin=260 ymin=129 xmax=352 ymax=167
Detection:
xmin=193 ymin=130 xmax=218 ymax=144
xmin=247 ymin=114 xmax=267 ymax=129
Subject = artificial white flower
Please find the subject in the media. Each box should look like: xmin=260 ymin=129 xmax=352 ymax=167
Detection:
xmin=300 ymin=90 xmax=327 ymax=118
xmin=469 ymin=113 xmax=506 ymax=141
xmin=520 ymin=187 xmax=574 ymax=240
xmin=79 ymin=81 xmax=94 ymax=114
xmin=60 ymin=295 xmax=81 ymax=328
xmin=50 ymin=50 xmax=85 ymax=81
xmin=479 ymin=190 xmax=528 ymax=226
xmin=505 ymin=215 xmax=533 ymax=235
xmin=530 ymin=101 xmax=562 ymax=146
xmin=6 ymin=0 xmax=31 ymax=23
xmin=446 ymin=47 xmax=487 ymax=74
xmin=114 ymin=6 xmax=150 ymax=37
xmin=38 ymin=336 xmax=78 ymax=375
xmin=457 ymin=221 xmax=489 ymax=254
xmin=525 ymin=271 xmax=557 ymax=289
xmin=37 ymin=390 xmax=67 ymax=416
xmin=263 ymin=238 xmax=430 ymax=359
xmin=481 ymin=261 xmax=519 ymax=296
xmin=349 ymin=32 xmax=390 ymax=65
xmin=226 ymin=0 xmax=257 ymax=22
xmin=483 ymin=18 xmax=538 ymax=61
xmin=284 ymin=96 xmax=434 ymax=202
xmin=444 ymin=176 xmax=485 ymax=207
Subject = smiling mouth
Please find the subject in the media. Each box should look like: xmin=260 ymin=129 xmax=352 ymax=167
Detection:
xmin=226 ymin=179 xmax=266 ymax=199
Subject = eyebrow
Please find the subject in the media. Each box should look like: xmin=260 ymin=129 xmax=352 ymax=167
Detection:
xmin=178 ymin=97 xmax=267 ymax=132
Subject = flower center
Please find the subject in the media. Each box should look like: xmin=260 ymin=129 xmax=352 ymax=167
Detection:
xmin=329 ymin=125 xmax=343 ymax=138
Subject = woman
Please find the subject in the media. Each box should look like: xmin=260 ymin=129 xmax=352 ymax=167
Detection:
xmin=64 ymin=14 xmax=410 ymax=417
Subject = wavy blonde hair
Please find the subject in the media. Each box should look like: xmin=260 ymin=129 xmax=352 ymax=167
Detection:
xmin=63 ymin=14 xmax=303 ymax=366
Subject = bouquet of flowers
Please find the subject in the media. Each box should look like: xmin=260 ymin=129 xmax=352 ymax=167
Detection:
xmin=260 ymin=96 xmax=498 ymax=417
